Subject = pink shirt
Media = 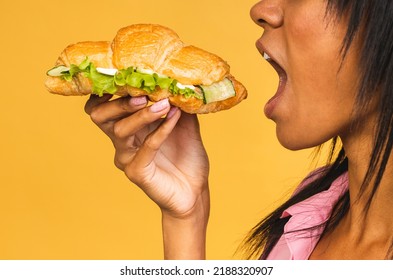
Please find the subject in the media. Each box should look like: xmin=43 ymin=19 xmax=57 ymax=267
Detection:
xmin=267 ymin=171 xmax=349 ymax=260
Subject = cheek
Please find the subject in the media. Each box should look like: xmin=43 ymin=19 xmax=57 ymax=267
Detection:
xmin=275 ymin=46 xmax=359 ymax=149
xmin=287 ymin=29 xmax=345 ymax=91
xmin=274 ymin=71 xmax=357 ymax=151
xmin=270 ymin=2 xmax=361 ymax=150
xmin=275 ymin=36 xmax=357 ymax=148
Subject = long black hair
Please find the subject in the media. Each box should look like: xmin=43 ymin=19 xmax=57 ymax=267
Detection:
xmin=243 ymin=0 xmax=393 ymax=259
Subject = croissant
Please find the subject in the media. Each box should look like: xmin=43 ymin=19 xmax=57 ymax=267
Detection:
xmin=45 ymin=24 xmax=247 ymax=114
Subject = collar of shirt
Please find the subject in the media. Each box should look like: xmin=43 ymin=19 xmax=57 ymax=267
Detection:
xmin=267 ymin=172 xmax=349 ymax=260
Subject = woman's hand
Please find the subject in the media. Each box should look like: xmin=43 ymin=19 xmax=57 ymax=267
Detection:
xmin=84 ymin=94 xmax=210 ymax=259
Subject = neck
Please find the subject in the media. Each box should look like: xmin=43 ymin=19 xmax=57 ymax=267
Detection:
xmin=340 ymin=121 xmax=393 ymax=250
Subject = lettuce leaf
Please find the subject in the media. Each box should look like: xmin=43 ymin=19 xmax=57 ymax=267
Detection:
xmin=85 ymin=64 xmax=117 ymax=95
xmin=50 ymin=57 xmax=203 ymax=99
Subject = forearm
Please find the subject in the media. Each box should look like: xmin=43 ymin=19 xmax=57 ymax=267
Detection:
xmin=161 ymin=189 xmax=210 ymax=260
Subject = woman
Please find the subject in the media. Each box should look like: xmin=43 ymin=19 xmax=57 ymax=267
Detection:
xmin=84 ymin=0 xmax=393 ymax=259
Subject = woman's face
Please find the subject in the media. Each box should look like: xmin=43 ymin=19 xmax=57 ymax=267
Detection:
xmin=250 ymin=0 xmax=363 ymax=150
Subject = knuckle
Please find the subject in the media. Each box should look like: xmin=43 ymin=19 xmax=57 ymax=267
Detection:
xmin=84 ymin=103 xmax=92 ymax=115
xmin=85 ymin=94 xmax=111 ymax=115
xmin=143 ymin=133 xmax=160 ymax=151
xmin=113 ymin=121 xmax=127 ymax=139
xmin=89 ymin=107 xmax=104 ymax=125
xmin=114 ymin=149 xmax=137 ymax=173
xmin=113 ymin=157 xmax=124 ymax=171
xmin=138 ymin=107 xmax=157 ymax=126
xmin=119 ymin=97 xmax=131 ymax=112
xmin=114 ymin=152 xmax=127 ymax=171
xmin=124 ymin=162 xmax=140 ymax=183
xmin=84 ymin=96 xmax=98 ymax=115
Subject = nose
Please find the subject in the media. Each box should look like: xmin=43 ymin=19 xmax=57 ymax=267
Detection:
xmin=250 ymin=0 xmax=284 ymax=29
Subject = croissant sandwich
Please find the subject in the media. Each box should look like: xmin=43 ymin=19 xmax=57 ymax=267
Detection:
xmin=45 ymin=24 xmax=247 ymax=114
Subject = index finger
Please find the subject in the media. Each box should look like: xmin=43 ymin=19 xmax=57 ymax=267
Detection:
xmin=84 ymin=94 xmax=113 ymax=115
xmin=86 ymin=95 xmax=148 ymax=127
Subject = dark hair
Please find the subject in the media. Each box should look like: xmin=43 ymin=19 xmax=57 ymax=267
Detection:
xmin=243 ymin=0 xmax=393 ymax=259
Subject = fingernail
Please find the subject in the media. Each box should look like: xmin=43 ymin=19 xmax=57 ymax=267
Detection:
xmin=166 ymin=106 xmax=179 ymax=119
xmin=150 ymin=99 xmax=170 ymax=113
xmin=130 ymin=96 xmax=147 ymax=106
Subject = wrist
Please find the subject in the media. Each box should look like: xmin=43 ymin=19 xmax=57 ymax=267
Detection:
xmin=161 ymin=188 xmax=210 ymax=259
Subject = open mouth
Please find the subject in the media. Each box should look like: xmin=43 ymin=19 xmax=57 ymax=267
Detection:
xmin=262 ymin=51 xmax=287 ymax=95
xmin=256 ymin=42 xmax=288 ymax=117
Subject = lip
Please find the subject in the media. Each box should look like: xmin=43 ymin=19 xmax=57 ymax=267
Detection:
xmin=255 ymin=40 xmax=287 ymax=119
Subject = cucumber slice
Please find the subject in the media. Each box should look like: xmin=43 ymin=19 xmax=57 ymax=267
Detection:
xmin=200 ymin=78 xmax=236 ymax=104
xmin=46 ymin=65 xmax=70 ymax=76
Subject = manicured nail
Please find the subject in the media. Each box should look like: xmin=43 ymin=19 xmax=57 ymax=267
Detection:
xmin=150 ymin=99 xmax=170 ymax=113
xmin=130 ymin=96 xmax=147 ymax=106
xmin=166 ymin=106 xmax=179 ymax=119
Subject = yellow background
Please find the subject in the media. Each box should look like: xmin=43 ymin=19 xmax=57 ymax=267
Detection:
xmin=0 ymin=0 xmax=319 ymax=259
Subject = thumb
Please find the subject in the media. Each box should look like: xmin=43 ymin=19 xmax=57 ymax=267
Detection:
xmin=176 ymin=112 xmax=203 ymax=140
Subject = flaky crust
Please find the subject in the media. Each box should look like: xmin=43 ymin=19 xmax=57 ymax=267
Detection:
xmin=45 ymin=24 xmax=247 ymax=113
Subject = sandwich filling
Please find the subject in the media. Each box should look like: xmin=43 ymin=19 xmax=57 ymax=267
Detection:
xmin=47 ymin=57 xmax=235 ymax=104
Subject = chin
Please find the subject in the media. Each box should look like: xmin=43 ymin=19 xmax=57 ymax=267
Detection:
xmin=276 ymin=128 xmax=324 ymax=151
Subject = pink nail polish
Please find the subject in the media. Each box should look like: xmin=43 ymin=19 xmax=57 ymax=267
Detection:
xmin=130 ymin=96 xmax=147 ymax=106
xmin=166 ymin=106 xmax=179 ymax=119
xmin=150 ymin=99 xmax=170 ymax=113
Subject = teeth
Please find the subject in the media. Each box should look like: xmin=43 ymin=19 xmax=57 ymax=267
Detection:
xmin=263 ymin=53 xmax=271 ymax=60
